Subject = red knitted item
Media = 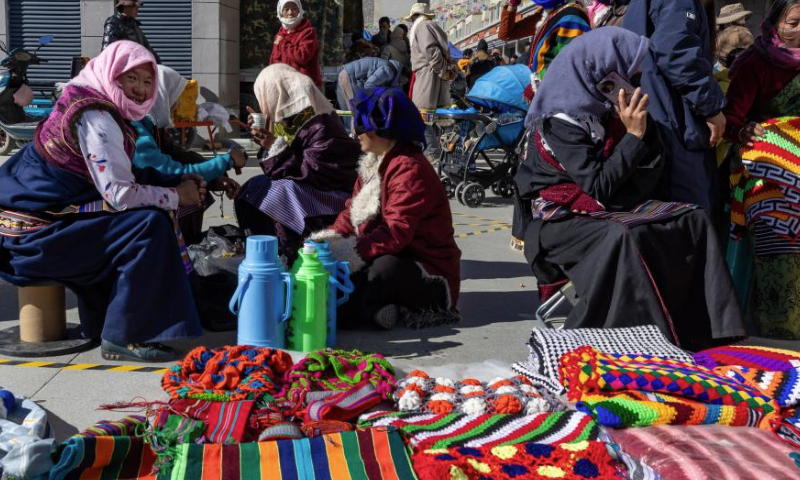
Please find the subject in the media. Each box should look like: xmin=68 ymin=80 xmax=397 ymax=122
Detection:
xmin=411 ymin=441 xmax=622 ymax=480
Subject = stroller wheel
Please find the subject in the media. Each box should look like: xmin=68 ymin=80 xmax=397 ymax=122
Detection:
xmin=496 ymin=176 xmax=516 ymax=198
xmin=455 ymin=181 xmax=468 ymax=205
xmin=490 ymin=181 xmax=500 ymax=195
xmin=461 ymin=183 xmax=485 ymax=208
xmin=442 ymin=177 xmax=456 ymax=199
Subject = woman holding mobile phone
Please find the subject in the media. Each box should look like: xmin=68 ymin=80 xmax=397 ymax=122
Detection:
xmin=515 ymin=28 xmax=744 ymax=350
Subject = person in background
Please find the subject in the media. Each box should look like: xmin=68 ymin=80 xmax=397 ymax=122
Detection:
xmin=623 ymin=0 xmax=726 ymax=220
xmin=491 ymin=48 xmax=506 ymax=65
xmin=467 ymin=39 xmax=496 ymax=89
xmin=405 ymin=3 xmax=453 ymax=161
xmin=337 ymin=56 xmax=406 ymax=132
xmin=519 ymin=41 xmax=531 ymax=65
xmin=313 ymin=88 xmax=461 ymax=331
xmin=236 ymin=65 xmax=361 ymax=265
xmin=345 ymin=38 xmax=381 ymax=63
xmin=132 ymin=65 xmax=246 ymax=245
xmin=372 ymin=16 xmax=392 ymax=48
xmin=723 ymin=0 xmax=800 ymax=339
xmin=516 ymin=28 xmax=744 ymax=350
xmin=509 ymin=53 xmax=519 ymax=64
xmin=458 ymin=48 xmax=474 ymax=74
xmin=0 ymin=41 xmax=204 ymax=362
xmin=270 ymin=0 xmax=322 ymax=86
xmin=102 ymin=0 xmax=160 ymax=62
xmin=716 ymin=4 xmax=754 ymax=67
xmin=380 ymin=25 xmax=412 ymax=71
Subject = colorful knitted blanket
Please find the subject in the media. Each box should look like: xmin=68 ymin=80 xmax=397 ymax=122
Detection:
xmin=358 ymin=411 xmax=599 ymax=450
xmin=715 ymin=365 xmax=800 ymax=409
xmin=411 ymin=441 xmax=622 ymax=480
xmin=730 ymin=116 xmax=800 ymax=244
xmin=574 ymin=391 xmax=766 ymax=429
xmin=395 ymin=370 xmax=553 ymax=415
xmin=513 ymin=325 xmax=695 ymax=397
xmin=605 ymin=425 xmax=800 ymax=480
xmin=559 ymin=346 xmax=779 ymax=415
xmin=75 ymin=415 xmax=147 ymax=438
xmin=280 ymin=349 xmax=396 ymax=415
xmin=49 ymin=435 xmax=157 ymax=480
xmin=166 ymin=428 xmax=416 ymax=480
xmin=161 ymin=346 xmax=293 ymax=402
xmin=694 ymin=345 xmax=800 ymax=371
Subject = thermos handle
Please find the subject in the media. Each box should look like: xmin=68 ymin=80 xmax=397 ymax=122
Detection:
xmin=336 ymin=261 xmax=355 ymax=305
xmin=229 ymin=272 xmax=252 ymax=315
xmin=280 ymin=272 xmax=294 ymax=322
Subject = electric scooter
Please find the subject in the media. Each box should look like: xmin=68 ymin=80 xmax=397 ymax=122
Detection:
xmin=0 ymin=35 xmax=54 ymax=155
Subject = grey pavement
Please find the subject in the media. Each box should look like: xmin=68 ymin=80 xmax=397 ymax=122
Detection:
xmin=0 ymin=145 xmax=798 ymax=440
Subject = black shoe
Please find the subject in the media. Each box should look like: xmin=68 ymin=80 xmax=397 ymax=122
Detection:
xmin=101 ymin=340 xmax=179 ymax=362
xmin=372 ymin=304 xmax=401 ymax=330
xmin=403 ymin=309 xmax=462 ymax=330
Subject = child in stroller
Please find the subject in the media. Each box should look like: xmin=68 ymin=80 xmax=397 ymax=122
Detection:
xmin=435 ymin=65 xmax=530 ymax=207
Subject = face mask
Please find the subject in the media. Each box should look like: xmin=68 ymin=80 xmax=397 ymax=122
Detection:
xmin=778 ymin=26 xmax=800 ymax=34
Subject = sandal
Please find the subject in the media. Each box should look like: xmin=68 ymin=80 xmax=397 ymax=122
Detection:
xmin=100 ymin=340 xmax=179 ymax=363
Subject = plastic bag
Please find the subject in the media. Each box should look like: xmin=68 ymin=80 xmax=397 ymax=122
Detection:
xmin=187 ymin=224 xmax=245 ymax=277
xmin=603 ymin=425 xmax=800 ymax=480
xmin=197 ymin=102 xmax=233 ymax=132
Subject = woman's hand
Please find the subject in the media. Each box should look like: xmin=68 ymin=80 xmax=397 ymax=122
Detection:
xmin=274 ymin=35 xmax=283 ymax=46
xmin=177 ymin=177 xmax=204 ymax=206
xmin=706 ymin=112 xmax=727 ymax=146
xmin=208 ymin=177 xmax=241 ymax=199
xmin=740 ymin=122 xmax=766 ymax=147
xmin=230 ymin=148 xmax=248 ymax=170
xmin=246 ymin=105 xmax=276 ymax=151
xmin=616 ymin=87 xmax=648 ymax=139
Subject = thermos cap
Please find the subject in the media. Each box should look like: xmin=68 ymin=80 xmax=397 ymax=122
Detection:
xmin=246 ymin=235 xmax=279 ymax=263
xmin=303 ymin=242 xmax=316 ymax=254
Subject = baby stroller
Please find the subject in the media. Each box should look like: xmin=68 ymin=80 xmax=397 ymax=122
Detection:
xmin=436 ymin=65 xmax=530 ymax=207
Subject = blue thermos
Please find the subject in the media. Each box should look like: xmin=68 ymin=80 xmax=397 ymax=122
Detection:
xmin=309 ymin=241 xmax=355 ymax=346
xmin=229 ymin=235 xmax=294 ymax=348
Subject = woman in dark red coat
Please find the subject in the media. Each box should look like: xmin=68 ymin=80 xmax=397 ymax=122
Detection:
xmin=270 ymin=0 xmax=322 ymax=86
xmin=313 ymin=87 xmax=462 ymax=331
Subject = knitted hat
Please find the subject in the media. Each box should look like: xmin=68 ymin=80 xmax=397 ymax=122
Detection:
xmin=718 ymin=3 xmax=752 ymax=25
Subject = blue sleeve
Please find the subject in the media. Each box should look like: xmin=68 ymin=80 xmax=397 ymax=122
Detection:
xmin=131 ymin=121 xmax=232 ymax=183
xmin=648 ymin=0 xmax=726 ymax=117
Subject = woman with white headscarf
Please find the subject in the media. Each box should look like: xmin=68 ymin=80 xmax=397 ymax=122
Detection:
xmin=269 ymin=0 xmax=323 ymax=86
xmin=130 ymin=65 xmax=246 ymax=244
xmin=236 ymin=64 xmax=361 ymax=265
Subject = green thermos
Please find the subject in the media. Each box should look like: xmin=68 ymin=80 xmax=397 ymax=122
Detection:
xmin=287 ymin=243 xmax=329 ymax=352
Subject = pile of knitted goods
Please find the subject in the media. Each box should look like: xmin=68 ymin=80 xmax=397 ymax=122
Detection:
xmin=394 ymin=370 xmax=553 ymax=415
xmin=0 ymin=388 xmax=55 ymax=480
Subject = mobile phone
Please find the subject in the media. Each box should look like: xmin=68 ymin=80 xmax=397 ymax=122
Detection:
xmin=596 ymin=72 xmax=636 ymax=106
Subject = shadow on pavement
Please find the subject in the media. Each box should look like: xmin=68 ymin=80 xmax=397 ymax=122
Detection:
xmin=42 ymin=406 xmax=79 ymax=441
xmin=458 ymin=290 xmax=538 ymax=327
xmin=461 ymin=259 xmax=531 ymax=281
xmin=358 ymin=327 xmax=462 ymax=359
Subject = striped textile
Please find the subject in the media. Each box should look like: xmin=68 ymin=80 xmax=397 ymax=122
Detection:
xmin=357 ymin=411 xmax=598 ymax=450
xmin=574 ymin=391 xmax=766 ymax=429
xmin=167 ymin=428 xmax=417 ymax=480
xmin=532 ymin=198 xmax=698 ymax=227
xmin=240 ymin=176 xmax=350 ymax=235
xmin=694 ymin=345 xmax=800 ymax=372
xmin=305 ymin=381 xmax=383 ymax=422
xmin=752 ymin=221 xmax=800 ymax=255
xmin=153 ymin=399 xmax=256 ymax=444
xmin=606 ymin=425 xmax=800 ymax=480
xmin=48 ymin=436 xmax=157 ymax=480
xmin=76 ymin=416 xmax=147 ymax=438
xmin=0 ymin=209 xmax=51 ymax=237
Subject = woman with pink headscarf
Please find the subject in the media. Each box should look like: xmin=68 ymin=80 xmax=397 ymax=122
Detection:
xmin=0 ymin=41 xmax=203 ymax=362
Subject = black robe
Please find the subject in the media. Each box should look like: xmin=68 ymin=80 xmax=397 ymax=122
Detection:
xmin=515 ymin=116 xmax=745 ymax=350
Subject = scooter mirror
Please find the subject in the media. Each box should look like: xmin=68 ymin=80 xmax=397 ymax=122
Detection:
xmin=37 ymin=36 xmax=54 ymax=46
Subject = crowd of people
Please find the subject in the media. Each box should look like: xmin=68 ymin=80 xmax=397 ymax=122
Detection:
xmin=0 ymin=0 xmax=797 ymax=362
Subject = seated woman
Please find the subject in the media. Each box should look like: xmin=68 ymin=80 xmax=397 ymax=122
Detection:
xmin=515 ymin=28 xmax=745 ymax=350
xmin=0 ymin=41 xmax=203 ymax=361
xmin=313 ymin=87 xmax=462 ymax=331
xmin=235 ymin=64 xmax=361 ymax=264
xmin=132 ymin=65 xmax=246 ymax=244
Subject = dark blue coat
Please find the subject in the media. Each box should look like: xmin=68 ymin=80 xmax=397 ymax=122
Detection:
xmin=623 ymin=0 xmax=725 ymax=151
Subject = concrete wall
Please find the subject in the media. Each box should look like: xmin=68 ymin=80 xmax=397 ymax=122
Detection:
xmin=0 ymin=0 xmax=7 ymax=50
xmin=81 ymin=0 xmax=112 ymax=57
xmin=192 ymin=0 xmax=239 ymax=108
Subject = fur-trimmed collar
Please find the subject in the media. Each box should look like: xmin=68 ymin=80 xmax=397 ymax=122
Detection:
xmin=349 ymin=150 xmax=384 ymax=230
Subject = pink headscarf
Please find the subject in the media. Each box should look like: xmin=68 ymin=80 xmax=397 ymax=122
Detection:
xmin=70 ymin=40 xmax=158 ymax=121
